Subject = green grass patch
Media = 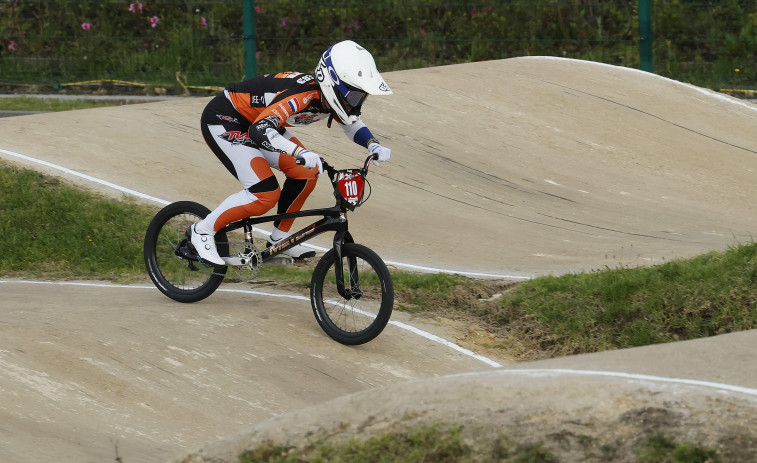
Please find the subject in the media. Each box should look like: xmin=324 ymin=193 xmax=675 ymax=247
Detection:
xmin=0 ymin=96 xmax=121 ymax=112
xmin=239 ymin=425 xmax=471 ymax=463
xmin=233 ymin=427 xmax=729 ymax=463
xmin=491 ymin=246 xmax=757 ymax=359
xmin=0 ymin=162 xmax=156 ymax=281
xmin=639 ymin=433 xmax=719 ymax=463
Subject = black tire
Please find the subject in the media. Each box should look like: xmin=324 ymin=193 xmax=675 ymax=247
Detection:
xmin=310 ymin=243 xmax=394 ymax=345
xmin=144 ymin=201 xmax=227 ymax=303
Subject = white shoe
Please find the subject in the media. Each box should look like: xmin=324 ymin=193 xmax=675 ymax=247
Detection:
xmin=267 ymin=236 xmax=316 ymax=259
xmin=190 ymin=225 xmax=225 ymax=266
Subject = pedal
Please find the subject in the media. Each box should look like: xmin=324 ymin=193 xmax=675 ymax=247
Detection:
xmin=266 ymin=255 xmax=295 ymax=265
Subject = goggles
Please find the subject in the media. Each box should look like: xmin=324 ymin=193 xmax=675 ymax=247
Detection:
xmin=342 ymin=88 xmax=367 ymax=109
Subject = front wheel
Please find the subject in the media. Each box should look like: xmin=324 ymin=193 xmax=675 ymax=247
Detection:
xmin=144 ymin=201 xmax=227 ymax=303
xmin=310 ymin=243 xmax=394 ymax=345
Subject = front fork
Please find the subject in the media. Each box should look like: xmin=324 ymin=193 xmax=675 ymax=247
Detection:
xmin=332 ymin=229 xmax=361 ymax=300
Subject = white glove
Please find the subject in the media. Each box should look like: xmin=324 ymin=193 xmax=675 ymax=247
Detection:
xmin=294 ymin=148 xmax=323 ymax=174
xmin=368 ymin=142 xmax=391 ymax=166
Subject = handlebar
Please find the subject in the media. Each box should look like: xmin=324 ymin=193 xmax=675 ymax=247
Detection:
xmin=295 ymin=153 xmax=379 ymax=180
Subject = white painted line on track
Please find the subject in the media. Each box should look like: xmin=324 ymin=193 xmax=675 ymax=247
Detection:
xmin=465 ymin=368 xmax=757 ymax=398
xmin=0 ymin=146 xmax=532 ymax=281
xmin=0 ymin=147 xmax=172 ymax=206
xmin=0 ymin=279 xmax=502 ymax=368
xmin=12 ymin=278 xmax=757 ymax=394
xmin=529 ymin=56 xmax=757 ymax=114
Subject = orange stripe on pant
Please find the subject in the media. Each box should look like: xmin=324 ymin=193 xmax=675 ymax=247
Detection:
xmin=275 ymin=151 xmax=319 ymax=232
xmin=213 ymin=188 xmax=280 ymax=232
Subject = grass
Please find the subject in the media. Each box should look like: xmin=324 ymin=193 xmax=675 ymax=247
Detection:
xmin=235 ymin=425 xmax=564 ymax=463
xmin=488 ymin=247 xmax=757 ymax=359
xmin=0 ymin=95 xmax=123 ymax=112
xmin=3 ymin=159 xmax=757 ymax=361
xmin=639 ymin=433 xmax=719 ymax=463
xmin=233 ymin=427 xmax=722 ymax=463
xmin=238 ymin=426 xmax=471 ymax=463
xmin=0 ymin=162 xmax=157 ymax=282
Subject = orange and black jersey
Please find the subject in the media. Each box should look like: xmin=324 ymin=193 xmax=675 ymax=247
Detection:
xmin=223 ymin=71 xmax=378 ymax=154
xmin=225 ymin=72 xmax=331 ymax=150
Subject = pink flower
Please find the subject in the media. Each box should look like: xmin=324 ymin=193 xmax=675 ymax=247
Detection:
xmin=8 ymin=40 xmax=17 ymax=51
xmin=128 ymin=2 xmax=143 ymax=13
xmin=255 ymin=6 xmax=262 ymax=13
xmin=420 ymin=28 xmax=426 ymax=35
xmin=149 ymin=16 xmax=159 ymax=28
xmin=200 ymin=17 xmax=207 ymax=27
xmin=81 ymin=22 xmax=91 ymax=31
xmin=471 ymin=8 xmax=477 ymax=16
xmin=280 ymin=17 xmax=287 ymax=27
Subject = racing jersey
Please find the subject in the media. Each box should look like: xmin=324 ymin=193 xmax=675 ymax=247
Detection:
xmin=224 ymin=72 xmax=377 ymax=155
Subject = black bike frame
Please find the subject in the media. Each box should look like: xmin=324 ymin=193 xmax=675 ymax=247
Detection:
xmin=218 ymin=203 xmax=355 ymax=262
xmin=215 ymin=153 xmax=377 ymax=299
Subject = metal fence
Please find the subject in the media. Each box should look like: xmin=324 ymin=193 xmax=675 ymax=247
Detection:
xmin=1 ymin=1 xmax=755 ymax=95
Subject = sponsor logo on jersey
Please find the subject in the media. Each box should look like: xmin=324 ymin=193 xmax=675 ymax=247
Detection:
xmin=293 ymin=113 xmax=319 ymax=124
xmin=297 ymin=74 xmax=314 ymax=84
xmin=216 ymin=114 xmax=239 ymax=124
xmin=250 ymin=94 xmax=265 ymax=106
xmin=303 ymin=92 xmax=315 ymax=105
xmin=287 ymin=98 xmax=300 ymax=113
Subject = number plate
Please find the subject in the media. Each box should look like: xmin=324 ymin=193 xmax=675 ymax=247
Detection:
xmin=336 ymin=169 xmax=365 ymax=208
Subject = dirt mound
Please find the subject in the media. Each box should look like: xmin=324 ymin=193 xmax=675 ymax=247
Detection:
xmin=178 ymin=369 xmax=757 ymax=462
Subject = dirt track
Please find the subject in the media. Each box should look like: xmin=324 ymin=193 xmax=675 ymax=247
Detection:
xmin=1 ymin=57 xmax=757 ymax=462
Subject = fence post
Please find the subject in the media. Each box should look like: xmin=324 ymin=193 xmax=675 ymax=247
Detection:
xmin=243 ymin=0 xmax=257 ymax=78
xmin=638 ymin=0 xmax=654 ymax=72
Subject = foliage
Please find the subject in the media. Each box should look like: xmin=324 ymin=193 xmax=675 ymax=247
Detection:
xmin=0 ymin=161 xmax=156 ymax=281
xmin=0 ymin=95 xmax=125 ymax=111
xmin=492 ymin=243 xmax=757 ymax=359
xmin=0 ymin=1 xmax=755 ymax=91
xmin=639 ymin=433 xmax=719 ymax=463
xmin=238 ymin=425 xmax=471 ymax=463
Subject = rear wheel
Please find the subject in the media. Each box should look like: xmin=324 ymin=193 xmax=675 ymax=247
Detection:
xmin=144 ymin=201 xmax=227 ymax=303
xmin=310 ymin=243 xmax=394 ymax=345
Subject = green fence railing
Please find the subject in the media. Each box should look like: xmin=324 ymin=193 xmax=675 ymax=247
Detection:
xmin=1 ymin=1 xmax=755 ymax=95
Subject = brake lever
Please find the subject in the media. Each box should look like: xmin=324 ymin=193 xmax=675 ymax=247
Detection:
xmin=363 ymin=153 xmax=379 ymax=175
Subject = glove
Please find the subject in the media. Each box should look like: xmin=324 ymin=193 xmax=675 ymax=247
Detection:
xmin=368 ymin=142 xmax=391 ymax=166
xmin=294 ymin=148 xmax=323 ymax=174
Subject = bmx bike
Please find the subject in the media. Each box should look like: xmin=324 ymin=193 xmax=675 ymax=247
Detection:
xmin=143 ymin=154 xmax=394 ymax=345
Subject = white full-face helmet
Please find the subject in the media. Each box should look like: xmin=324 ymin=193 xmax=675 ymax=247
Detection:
xmin=315 ymin=40 xmax=393 ymax=125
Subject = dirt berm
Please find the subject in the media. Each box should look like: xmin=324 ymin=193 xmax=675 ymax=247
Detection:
xmin=180 ymin=367 xmax=757 ymax=462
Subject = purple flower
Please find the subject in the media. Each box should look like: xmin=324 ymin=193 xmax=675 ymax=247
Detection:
xmin=149 ymin=16 xmax=159 ymax=28
xmin=81 ymin=22 xmax=91 ymax=31
xmin=280 ymin=17 xmax=288 ymax=27
xmin=200 ymin=17 xmax=207 ymax=27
